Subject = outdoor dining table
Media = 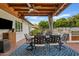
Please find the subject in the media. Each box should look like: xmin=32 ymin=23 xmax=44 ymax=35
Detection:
xmin=31 ymin=34 xmax=62 ymax=52
xmin=29 ymin=34 xmax=62 ymax=51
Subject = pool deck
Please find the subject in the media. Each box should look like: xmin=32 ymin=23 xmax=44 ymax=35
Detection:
xmin=67 ymin=43 xmax=79 ymax=52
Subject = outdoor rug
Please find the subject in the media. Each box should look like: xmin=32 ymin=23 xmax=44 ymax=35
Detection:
xmin=10 ymin=43 xmax=79 ymax=56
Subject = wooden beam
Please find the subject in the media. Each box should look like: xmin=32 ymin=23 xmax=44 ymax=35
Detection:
xmin=13 ymin=6 xmax=57 ymax=10
xmin=14 ymin=9 xmax=56 ymax=11
xmin=13 ymin=7 xmax=29 ymax=9
xmin=53 ymin=3 xmax=70 ymax=16
xmin=8 ymin=3 xmax=62 ymax=7
xmin=33 ymin=3 xmax=62 ymax=7
xmin=34 ymin=6 xmax=57 ymax=10
xmin=19 ymin=12 xmax=49 ymax=15
xmin=0 ymin=3 xmax=19 ymax=17
xmin=18 ymin=11 xmax=54 ymax=15
xmin=20 ymin=13 xmax=49 ymax=16
xmin=15 ymin=9 xmax=29 ymax=11
xmin=8 ymin=3 xmax=28 ymax=7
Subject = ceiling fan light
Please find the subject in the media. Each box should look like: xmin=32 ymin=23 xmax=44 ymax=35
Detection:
xmin=30 ymin=8 xmax=34 ymax=11
xmin=28 ymin=8 xmax=34 ymax=13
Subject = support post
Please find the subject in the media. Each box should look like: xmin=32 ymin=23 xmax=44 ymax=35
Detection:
xmin=48 ymin=14 xmax=53 ymax=34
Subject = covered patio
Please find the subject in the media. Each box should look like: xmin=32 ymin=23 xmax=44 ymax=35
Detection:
xmin=7 ymin=3 xmax=69 ymax=33
xmin=0 ymin=3 xmax=79 ymax=56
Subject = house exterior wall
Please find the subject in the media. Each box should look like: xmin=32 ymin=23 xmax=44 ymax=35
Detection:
xmin=0 ymin=9 xmax=33 ymax=42
xmin=16 ymin=20 xmax=30 ymax=42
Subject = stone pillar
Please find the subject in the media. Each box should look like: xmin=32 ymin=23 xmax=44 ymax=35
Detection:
xmin=48 ymin=14 xmax=53 ymax=34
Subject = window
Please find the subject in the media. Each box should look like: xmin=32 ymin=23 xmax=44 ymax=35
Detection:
xmin=15 ymin=21 xmax=23 ymax=32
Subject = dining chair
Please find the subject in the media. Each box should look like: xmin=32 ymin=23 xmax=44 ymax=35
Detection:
xmin=24 ymin=34 xmax=33 ymax=50
xmin=33 ymin=34 xmax=46 ymax=48
xmin=49 ymin=34 xmax=61 ymax=50
xmin=59 ymin=33 xmax=69 ymax=50
xmin=33 ymin=34 xmax=46 ymax=55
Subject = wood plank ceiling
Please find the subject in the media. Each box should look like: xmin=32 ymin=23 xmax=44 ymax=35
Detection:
xmin=7 ymin=3 xmax=69 ymax=18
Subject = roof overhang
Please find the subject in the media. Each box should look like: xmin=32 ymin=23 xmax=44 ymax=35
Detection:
xmin=0 ymin=3 xmax=70 ymax=26
xmin=7 ymin=3 xmax=70 ymax=17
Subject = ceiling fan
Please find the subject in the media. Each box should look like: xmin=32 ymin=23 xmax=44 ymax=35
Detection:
xmin=27 ymin=3 xmax=39 ymax=13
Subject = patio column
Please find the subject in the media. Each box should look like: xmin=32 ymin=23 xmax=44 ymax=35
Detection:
xmin=48 ymin=14 xmax=53 ymax=34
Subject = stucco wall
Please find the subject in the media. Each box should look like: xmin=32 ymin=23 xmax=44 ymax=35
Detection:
xmin=16 ymin=20 xmax=30 ymax=42
xmin=0 ymin=9 xmax=32 ymax=42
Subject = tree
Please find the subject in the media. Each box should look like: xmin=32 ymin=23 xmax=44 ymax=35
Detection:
xmin=30 ymin=29 xmax=41 ymax=36
xmin=76 ymin=22 xmax=79 ymax=27
xmin=38 ymin=14 xmax=79 ymax=29
xmin=54 ymin=18 xmax=68 ymax=27
xmin=68 ymin=14 xmax=79 ymax=27
xmin=54 ymin=14 xmax=79 ymax=27
xmin=38 ymin=21 xmax=49 ymax=30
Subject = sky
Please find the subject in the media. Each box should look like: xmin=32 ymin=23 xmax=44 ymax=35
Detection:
xmin=25 ymin=3 xmax=79 ymax=24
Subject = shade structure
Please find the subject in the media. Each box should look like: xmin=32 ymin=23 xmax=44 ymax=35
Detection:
xmin=7 ymin=3 xmax=70 ymax=17
xmin=0 ymin=3 xmax=70 ymax=33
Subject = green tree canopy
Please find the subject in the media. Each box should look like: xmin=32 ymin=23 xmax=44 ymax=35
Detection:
xmin=37 ymin=14 xmax=79 ymax=29
xmin=38 ymin=21 xmax=49 ymax=29
xmin=54 ymin=18 xmax=69 ymax=27
xmin=54 ymin=14 xmax=79 ymax=27
xmin=30 ymin=29 xmax=41 ymax=36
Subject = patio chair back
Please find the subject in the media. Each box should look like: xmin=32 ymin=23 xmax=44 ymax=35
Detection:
xmin=49 ymin=35 xmax=60 ymax=43
xmin=61 ymin=34 xmax=69 ymax=44
xmin=24 ymin=34 xmax=27 ymax=39
xmin=34 ymin=34 xmax=46 ymax=44
xmin=24 ymin=34 xmax=32 ymax=44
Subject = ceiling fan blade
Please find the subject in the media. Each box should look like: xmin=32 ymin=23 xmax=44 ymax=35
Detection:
xmin=28 ymin=9 xmax=39 ymax=13
xmin=34 ymin=9 xmax=39 ymax=13
xmin=27 ymin=3 xmax=39 ymax=13
xmin=27 ymin=3 xmax=31 ymax=8
xmin=28 ymin=8 xmax=34 ymax=13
